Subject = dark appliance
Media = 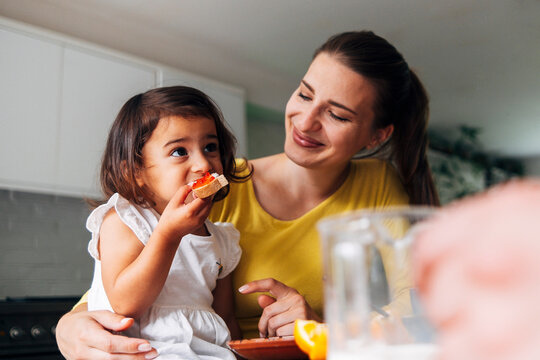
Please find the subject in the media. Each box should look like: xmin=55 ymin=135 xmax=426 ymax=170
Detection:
xmin=0 ymin=296 xmax=79 ymax=359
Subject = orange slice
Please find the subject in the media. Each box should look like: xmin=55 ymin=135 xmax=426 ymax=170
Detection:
xmin=294 ymin=320 xmax=327 ymax=360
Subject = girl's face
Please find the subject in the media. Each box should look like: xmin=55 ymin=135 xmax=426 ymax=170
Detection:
xmin=136 ymin=115 xmax=222 ymax=214
xmin=284 ymin=52 xmax=392 ymax=170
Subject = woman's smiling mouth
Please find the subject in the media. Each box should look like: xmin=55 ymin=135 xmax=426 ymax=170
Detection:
xmin=292 ymin=128 xmax=324 ymax=148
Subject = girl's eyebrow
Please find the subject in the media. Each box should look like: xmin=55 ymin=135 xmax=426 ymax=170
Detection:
xmin=163 ymin=134 xmax=218 ymax=148
xmin=164 ymin=137 xmax=187 ymax=148
xmin=301 ymin=80 xmax=358 ymax=115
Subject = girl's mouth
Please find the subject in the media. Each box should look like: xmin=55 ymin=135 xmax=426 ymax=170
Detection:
xmin=292 ymin=128 xmax=323 ymax=148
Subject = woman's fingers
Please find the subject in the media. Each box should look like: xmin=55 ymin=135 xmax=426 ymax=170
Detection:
xmin=239 ymin=278 xmax=320 ymax=337
xmin=257 ymin=294 xmax=276 ymax=309
xmin=238 ymin=278 xmax=293 ymax=299
xmin=87 ymin=311 xmax=135 ymax=332
xmin=258 ymin=293 xmax=311 ymax=337
xmin=56 ymin=310 xmax=158 ymax=360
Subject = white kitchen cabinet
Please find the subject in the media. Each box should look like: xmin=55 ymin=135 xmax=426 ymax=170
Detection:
xmin=161 ymin=68 xmax=247 ymax=157
xmin=0 ymin=25 xmax=156 ymax=198
xmin=57 ymin=47 xmax=156 ymax=197
xmin=0 ymin=27 xmax=63 ymax=191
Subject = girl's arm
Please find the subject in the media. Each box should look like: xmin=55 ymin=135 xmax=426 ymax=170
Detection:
xmin=99 ymin=210 xmax=178 ymax=318
xmin=212 ymin=274 xmax=241 ymax=340
xmin=100 ymin=185 xmax=212 ymax=318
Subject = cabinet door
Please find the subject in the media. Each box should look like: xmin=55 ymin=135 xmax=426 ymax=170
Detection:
xmin=0 ymin=28 xmax=62 ymax=191
xmin=58 ymin=47 xmax=156 ymax=197
xmin=161 ymin=69 xmax=247 ymax=157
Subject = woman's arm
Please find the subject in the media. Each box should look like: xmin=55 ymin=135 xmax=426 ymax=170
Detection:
xmin=238 ymin=278 xmax=322 ymax=337
xmin=56 ymin=303 xmax=158 ymax=359
xmin=212 ymin=274 xmax=242 ymax=340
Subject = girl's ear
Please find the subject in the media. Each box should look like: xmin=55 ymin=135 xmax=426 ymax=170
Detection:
xmin=121 ymin=160 xmax=145 ymax=187
xmin=366 ymin=124 xmax=394 ymax=150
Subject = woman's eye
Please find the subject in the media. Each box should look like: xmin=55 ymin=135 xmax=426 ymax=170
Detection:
xmin=204 ymin=143 xmax=219 ymax=153
xmin=298 ymin=92 xmax=311 ymax=101
xmin=172 ymin=147 xmax=188 ymax=157
xmin=329 ymin=111 xmax=350 ymax=122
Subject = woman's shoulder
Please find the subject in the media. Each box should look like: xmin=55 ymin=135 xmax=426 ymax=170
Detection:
xmin=231 ymin=154 xmax=283 ymax=182
xmin=351 ymin=158 xmax=397 ymax=176
xmin=349 ymin=158 xmax=408 ymax=202
xmin=245 ymin=153 xmax=283 ymax=172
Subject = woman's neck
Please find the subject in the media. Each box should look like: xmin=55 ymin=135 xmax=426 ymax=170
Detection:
xmin=250 ymin=153 xmax=351 ymax=221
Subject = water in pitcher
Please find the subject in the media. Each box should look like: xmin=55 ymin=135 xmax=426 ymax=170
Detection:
xmin=329 ymin=343 xmax=438 ymax=360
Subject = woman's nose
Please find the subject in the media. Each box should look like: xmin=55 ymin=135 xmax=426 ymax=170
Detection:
xmin=296 ymin=106 xmax=322 ymax=132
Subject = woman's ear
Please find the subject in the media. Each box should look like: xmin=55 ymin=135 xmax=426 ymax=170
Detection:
xmin=366 ymin=124 xmax=394 ymax=150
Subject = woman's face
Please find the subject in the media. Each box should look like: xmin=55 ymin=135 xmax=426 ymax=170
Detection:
xmin=284 ymin=52 xmax=391 ymax=170
xmin=136 ymin=115 xmax=223 ymax=214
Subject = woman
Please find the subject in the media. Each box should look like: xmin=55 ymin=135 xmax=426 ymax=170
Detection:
xmin=56 ymin=30 xmax=439 ymax=359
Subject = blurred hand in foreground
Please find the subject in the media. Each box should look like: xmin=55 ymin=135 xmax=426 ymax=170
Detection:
xmin=415 ymin=179 xmax=540 ymax=360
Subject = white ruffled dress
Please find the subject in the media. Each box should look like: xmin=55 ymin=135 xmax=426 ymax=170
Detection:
xmin=87 ymin=193 xmax=241 ymax=359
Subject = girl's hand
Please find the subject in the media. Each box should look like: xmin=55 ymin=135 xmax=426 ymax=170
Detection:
xmin=56 ymin=308 xmax=158 ymax=359
xmin=238 ymin=278 xmax=322 ymax=338
xmin=157 ymin=184 xmax=213 ymax=240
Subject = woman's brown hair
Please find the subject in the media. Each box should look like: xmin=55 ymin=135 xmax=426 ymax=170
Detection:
xmin=314 ymin=31 xmax=440 ymax=206
xmin=97 ymin=85 xmax=239 ymax=208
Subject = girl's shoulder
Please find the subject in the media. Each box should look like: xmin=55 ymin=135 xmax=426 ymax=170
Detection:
xmin=87 ymin=193 xmax=156 ymax=245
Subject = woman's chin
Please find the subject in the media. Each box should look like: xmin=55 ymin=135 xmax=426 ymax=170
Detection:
xmin=284 ymin=141 xmax=324 ymax=169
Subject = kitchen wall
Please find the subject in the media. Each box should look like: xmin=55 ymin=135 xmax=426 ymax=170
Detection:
xmin=246 ymin=103 xmax=285 ymax=159
xmin=0 ymin=190 xmax=93 ymax=298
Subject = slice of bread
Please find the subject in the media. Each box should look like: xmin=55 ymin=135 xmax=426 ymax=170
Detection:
xmin=191 ymin=173 xmax=228 ymax=198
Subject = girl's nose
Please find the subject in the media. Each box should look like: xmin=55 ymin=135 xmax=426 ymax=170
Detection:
xmin=191 ymin=153 xmax=213 ymax=174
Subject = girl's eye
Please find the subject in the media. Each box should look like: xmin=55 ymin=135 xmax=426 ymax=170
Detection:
xmin=172 ymin=147 xmax=188 ymax=157
xmin=204 ymin=143 xmax=219 ymax=153
xmin=329 ymin=111 xmax=350 ymax=122
xmin=298 ymin=91 xmax=311 ymax=101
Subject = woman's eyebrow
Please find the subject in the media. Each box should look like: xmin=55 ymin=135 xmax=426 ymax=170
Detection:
xmin=301 ymin=80 xmax=314 ymax=92
xmin=329 ymin=100 xmax=357 ymax=115
xmin=301 ymin=80 xmax=357 ymax=115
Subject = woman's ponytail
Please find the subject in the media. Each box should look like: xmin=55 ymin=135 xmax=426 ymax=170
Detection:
xmin=392 ymin=71 xmax=440 ymax=205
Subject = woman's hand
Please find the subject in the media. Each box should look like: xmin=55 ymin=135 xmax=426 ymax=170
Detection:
xmin=56 ymin=307 xmax=158 ymax=360
xmin=239 ymin=278 xmax=322 ymax=338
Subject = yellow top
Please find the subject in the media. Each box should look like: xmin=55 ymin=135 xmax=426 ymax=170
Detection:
xmin=209 ymin=158 xmax=409 ymax=339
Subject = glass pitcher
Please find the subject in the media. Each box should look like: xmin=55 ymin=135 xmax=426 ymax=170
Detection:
xmin=317 ymin=207 xmax=439 ymax=359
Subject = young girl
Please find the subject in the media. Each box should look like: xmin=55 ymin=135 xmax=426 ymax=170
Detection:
xmin=86 ymin=86 xmax=242 ymax=359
